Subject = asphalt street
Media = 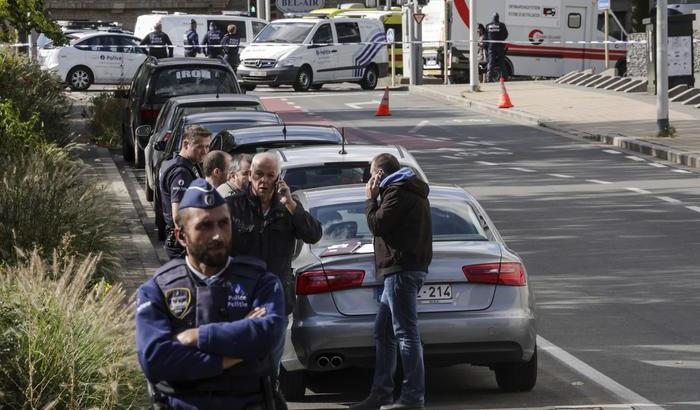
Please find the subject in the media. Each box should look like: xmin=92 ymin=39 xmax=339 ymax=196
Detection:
xmin=115 ymin=83 xmax=700 ymax=410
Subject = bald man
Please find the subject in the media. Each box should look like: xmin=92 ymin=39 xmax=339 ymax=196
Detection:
xmin=225 ymin=152 xmax=322 ymax=397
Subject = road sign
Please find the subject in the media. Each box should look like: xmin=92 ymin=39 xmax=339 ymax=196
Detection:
xmin=413 ymin=12 xmax=425 ymax=24
xmin=598 ymin=0 xmax=610 ymax=10
xmin=276 ymin=0 xmax=324 ymax=14
xmin=386 ymin=28 xmax=395 ymax=43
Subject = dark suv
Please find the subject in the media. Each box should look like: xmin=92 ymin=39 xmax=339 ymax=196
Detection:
xmin=121 ymin=56 xmax=241 ymax=168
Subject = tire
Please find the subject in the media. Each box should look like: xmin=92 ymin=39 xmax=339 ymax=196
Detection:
xmin=360 ymin=65 xmax=378 ymax=90
xmin=67 ymin=66 xmax=93 ymax=91
xmin=243 ymin=84 xmax=257 ymax=92
xmin=154 ymin=193 xmax=166 ymax=241
xmin=146 ymin=179 xmax=154 ymax=202
xmin=495 ymin=347 xmax=537 ymax=392
xmin=310 ymin=83 xmax=323 ymax=90
xmin=121 ymin=126 xmax=134 ymax=162
xmin=279 ymin=367 xmax=306 ymax=401
xmin=134 ymin=141 xmax=145 ymax=169
xmin=268 ymin=84 xmax=280 ymax=88
xmin=293 ymin=67 xmax=312 ymax=92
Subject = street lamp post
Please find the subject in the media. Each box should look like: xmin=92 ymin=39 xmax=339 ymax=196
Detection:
xmin=656 ymin=0 xmax=670 ymax=134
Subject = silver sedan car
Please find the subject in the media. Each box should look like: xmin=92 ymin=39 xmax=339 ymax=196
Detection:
xmin=280 ymin=184 xmax=537 ymax=400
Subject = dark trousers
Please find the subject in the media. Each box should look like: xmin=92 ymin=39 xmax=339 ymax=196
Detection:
xmin=487 ymin=47 xmax=506 ymax=82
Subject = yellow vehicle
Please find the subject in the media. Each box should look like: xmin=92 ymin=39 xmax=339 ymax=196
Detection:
xmin=338 ymin=9 xmax=403 ymax=74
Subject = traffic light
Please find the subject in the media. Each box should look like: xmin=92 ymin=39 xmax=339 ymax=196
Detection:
xmin=250 ymin=4 xmax=256 ymax=15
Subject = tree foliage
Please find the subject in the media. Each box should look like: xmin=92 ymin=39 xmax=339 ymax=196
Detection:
xmin=0 ymin=0 xmax=64 ymax=44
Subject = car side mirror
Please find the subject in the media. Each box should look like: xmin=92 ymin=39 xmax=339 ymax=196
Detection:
xmin=135 ymin=125 xmax=152 ymax=149
xmin=154 ymin=140 xmax=167 ymax=151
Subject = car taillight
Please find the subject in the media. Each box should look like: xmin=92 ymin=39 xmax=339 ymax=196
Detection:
xmin=462 ymin=262 xmax=526 ymax=286
xmin=140 ymin=107 xmax=159 ymax=121
xmin=296 ymin=269 xmax=365 ymax=295
xmin=163 ymin=131 xmax=172 ymax=142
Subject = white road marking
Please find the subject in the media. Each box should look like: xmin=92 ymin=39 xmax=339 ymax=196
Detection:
xmin=672 ymin=169 xmax=692 ymax=174
xmin=686 ymin=206 xmax=700 ymax=213
xmin=538 ymin=335 xmax=664 ymax=410
xmin=626 ymin=187 xmax=651 ymax=194
xmin=509 ymin=167 xmax=536 ymax=173
xmin=344 ymin=100 xmax=381 ymax=109
xmin=587 ymin=179 xmax=613 ymax=185
xmin=475 ymin=161 xmax=498 ymax=166
xmin=292 ymin=105 xmax=303 ymax=110
xmin=259 ymin=92 xmax=382 ymax=99
xmin=626 ymin=156 xmax=646 ymax=162
xmin=648 ymin=163 xmax=668 ymax=168
xmin=441 ymin=155 xmax=460 ymax=160
xmin=423 ymin=137 xmax=443 ymax=142
xmin=549 ymin=173 xmax=575 ymax=178
xmin=409 ymin=120 xmax=430 ymax=134
xmin=603 ymin=149 xmax=622 ymax=154
xmin=458 ymin=141 xmax=479 ymax=146
xmin=280 ymin=98 xmax=288 ymax=101
xmin=642 ymin=360 xmax=700 ymax=369
xmin=410 ymin=148 xmax=462 ymax=153
xmin=656 ymin=196 xmax=681 ymax=204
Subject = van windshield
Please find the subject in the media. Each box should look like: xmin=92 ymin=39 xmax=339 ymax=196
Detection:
xmin=255 ymin=22 xmax=315 ymax=43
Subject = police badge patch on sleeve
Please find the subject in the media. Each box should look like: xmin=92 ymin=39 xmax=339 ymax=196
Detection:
xmin=165 ymin=288 xmax=192 ymax=318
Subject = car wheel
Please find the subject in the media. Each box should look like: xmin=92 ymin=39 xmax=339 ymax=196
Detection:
xmin=67 ymin=66 xmax=93 ymax=91
xmin=134 ymin=141 xmax=145 ymax=169
xmin=360 ymin=65 xmax=378 ymax=90
xmin=154 ymin=193 xmax=166 ymax=241
xmin=293 ymin=67 xmax=312 ymax=92
xmin=146 ymin=179 xmax=154 ymax=202
xmin=310 ymin=83 xmax=323 ymax=90
xmin=121 ymin=126 xmax=134 ymax=162
xmin=279 ymin=367 xmax=306 ymax=401
xmin=494 ymin=347 xmax=537 ymax=392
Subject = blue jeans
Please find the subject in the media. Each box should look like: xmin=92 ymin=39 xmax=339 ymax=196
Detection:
xmin=371 ymin=271 xmax=427 ymax=404
xmin=271 ymin=314 xmax=288 ymax=379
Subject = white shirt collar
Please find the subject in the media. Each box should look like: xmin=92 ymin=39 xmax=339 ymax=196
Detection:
xmin=186 ymin=256 xmax=231 ymax=283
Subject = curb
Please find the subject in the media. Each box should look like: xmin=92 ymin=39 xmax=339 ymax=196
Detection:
xmin=410 ymin=85 xmax=700 ymax=170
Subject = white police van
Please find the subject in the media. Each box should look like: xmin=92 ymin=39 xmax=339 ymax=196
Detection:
xmin=39 ymin=31 xmax=147 ymax=90
xmin=237 ymin=17 xmax=388 ymax=91
xmin=134 ymin=12 xmax=268 ymax=58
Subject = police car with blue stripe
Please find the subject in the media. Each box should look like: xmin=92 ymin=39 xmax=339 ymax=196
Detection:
xmin=237 ymin=18 xmax=388 ymax=92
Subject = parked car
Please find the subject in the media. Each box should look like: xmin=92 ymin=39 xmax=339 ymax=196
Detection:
xmin=121 ymin=56 xmax=241 ymax=168
xmin=280 ymin=184 xmax=537 ymax=399
xmin=149 ymin=110 xmax=283 ymax=239
xmin=38 ymin=31 xmax=147 ymax=91
xmin=139 ymin=94 xmax=265 ymax=202
xmin=271 ymin=144 xmax=428 ymax=192
xmin=237 ymin=17 xmax=388 ymax=91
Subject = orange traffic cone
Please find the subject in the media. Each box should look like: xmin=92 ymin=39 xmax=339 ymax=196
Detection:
xmin=375 ymin=86 xmax=391 ymax=116
xmin=498 ymin=77 xmax=514 ymax=109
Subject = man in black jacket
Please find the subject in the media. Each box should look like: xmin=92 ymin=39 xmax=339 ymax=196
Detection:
xmin=226 ymin=152 xmax=322 ymax=389
xmin=352 ymin=153 xmax=432 ymax=410
xmin=485 ymin=12 xmax=509 ymax=82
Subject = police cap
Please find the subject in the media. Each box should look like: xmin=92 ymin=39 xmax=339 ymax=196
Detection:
xmin=179 ymin=178 xmax=226 ymax=210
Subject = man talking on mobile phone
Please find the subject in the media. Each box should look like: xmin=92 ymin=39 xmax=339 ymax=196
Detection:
xmin=225 ymin=152 xmax=322 ymax=402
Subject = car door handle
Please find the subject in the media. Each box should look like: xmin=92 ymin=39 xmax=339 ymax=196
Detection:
xmin=331 ymin=49 xmax=338 ymax=53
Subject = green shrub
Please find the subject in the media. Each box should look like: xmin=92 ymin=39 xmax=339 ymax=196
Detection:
xmin=0 ymin=147 xmax=120 ymax=280
xmin=88 ymin=92 xmax=127 ymax=148
xmin=0 ymin=48 xmax=71 ymax=144
xmin=0 ymin=100 xmax=47 ymax=158
xmin=0 ymin=251 xmax=148 ymax=409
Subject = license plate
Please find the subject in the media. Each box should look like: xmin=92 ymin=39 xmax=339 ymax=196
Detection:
xmin=249 ymin=70 xmax=267 ymax=77
xmin=418 ymin=284 xmax=452 ymax=303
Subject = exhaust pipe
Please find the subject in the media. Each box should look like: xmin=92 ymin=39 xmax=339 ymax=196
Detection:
xmin=316 ymin=355 xmax=330 ymax=368
xmin=330 ymin=355 xmax=343 ymax=368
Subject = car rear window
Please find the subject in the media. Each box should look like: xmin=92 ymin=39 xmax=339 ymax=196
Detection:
xmin=283 ymin=164 xmax=425 ymax=192
xmin=149 ymin=67 xmax=238 ymax=103
xmin=310 ymin=199 xmax=487 ymax=248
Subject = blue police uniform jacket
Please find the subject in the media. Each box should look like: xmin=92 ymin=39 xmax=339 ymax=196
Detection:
xmin=184 ymin=29 xmax=200 ymax=56
xmin=202 ymin=29 xmax=223 ymax=57
xmin=159 ymin=155 xmax=203 ymax=228
xmin=135 ymin=256 xmax=285 ymax=410
xmin=141 ymin=31 xmax=173 ymax=58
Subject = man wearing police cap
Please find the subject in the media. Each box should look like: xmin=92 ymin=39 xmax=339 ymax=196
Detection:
xmin=202 ymin=22 xmax=224 ymax=59
xmin=184 ymin=19 xmax=200 ymax=57
xmin=140 ymin=21 xmax=174 ymax=59
xmin=159 ymin=125 xmax=211 ymax=260
xmin=136 ymin=179 xmax=285 ymax=410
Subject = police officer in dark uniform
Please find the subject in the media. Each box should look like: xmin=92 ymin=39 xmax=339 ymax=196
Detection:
xmin=202 ymin=22 xmax=224 ymax=59
xmin=184 ymin=19 xmax=200 ymax=57
xmin=140 ymin=21 xmax=174 ymax=59
xmin=136 ymin=179 xmax=285 ymax=410
xmin=159 ymin=125 xmax=211 ymax=259
xmin=221 ymin=24 xmax=241 ymax=72
xmin=485 ymin=13 xmax=509 ymax=82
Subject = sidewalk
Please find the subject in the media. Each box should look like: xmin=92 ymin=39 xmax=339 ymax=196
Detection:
xmin=410 ymin=81 xmax=700 ymax=168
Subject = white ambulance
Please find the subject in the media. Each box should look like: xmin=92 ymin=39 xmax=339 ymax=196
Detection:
xmin=134 ymin=12 xmax=268 ymax=58
xmin=237 ymin=17 xmax=388 ymax=91
xmin=416 ymin=0 xmax=627 ymax=81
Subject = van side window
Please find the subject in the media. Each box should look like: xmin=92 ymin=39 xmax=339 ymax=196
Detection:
xmin=334 ymin=22 xmax=361 ymax=44
xmin=313 ymin=24 xmax=333 ymax=44
xmin=568 ymin=13 xmax=582 ymax=29
xmin=209 ymin=20 xmax=247 ymax=42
